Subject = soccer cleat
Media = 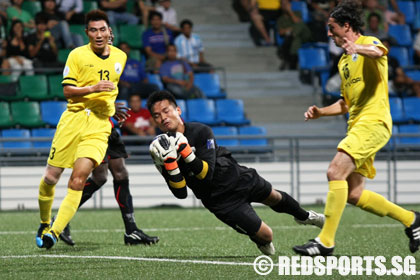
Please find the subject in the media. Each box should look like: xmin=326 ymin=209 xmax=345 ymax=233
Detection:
xmin=35 ymin=223 xmax=50 ymax=248
xmin=294 ymin=210 xmax=325 ymax=229
xmin=293 ymin=238 xmax=334 ymax=256
xmin=42 ymin=230 xmax=58 ymax=249
xmin=51 ymin=216 xmax=75 ymax=246
xmin=124 ymin=229 xmax=159 ymax=245
xmin=405 ymin=211 xmax=420 ymax=253
xmin=257 ymin=242 xmax=275 ymax=255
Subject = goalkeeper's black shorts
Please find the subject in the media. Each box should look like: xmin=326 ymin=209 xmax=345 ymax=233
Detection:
xmin=102 ymin=128 xmax=128 ymax=164
xmin=204 ymin=167 xmax=272 ymax=236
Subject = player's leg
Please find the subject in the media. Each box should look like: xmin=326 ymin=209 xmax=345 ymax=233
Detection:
xmin=108 ymin=157 xmax=159 ymax=245
xmin=43 ymin=157 xmax=95 ymax=249
xmin=347 ymin=172 xmax=419 ymax=252
xmin=293 ymin=150 xmax=354 ymax=256
xmin=36 ymin=164 xmax=64 ymax=248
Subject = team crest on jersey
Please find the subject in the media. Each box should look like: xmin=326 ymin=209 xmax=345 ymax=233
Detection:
xmin=207 ymin=139 xmax=215 ymax=149
xmin=352 ymin=54 xmax=358 ymax=61
xmin=115 ymin=63 xmax=122 ymax=74
xmin=63 ymin=65 xmax=69 ymax=77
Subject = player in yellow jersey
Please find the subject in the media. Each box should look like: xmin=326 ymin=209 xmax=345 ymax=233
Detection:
xmin=36 ymin=10 xmax=127 ymax=249
xmin=293 ymin=0 xmax=420 ymax=256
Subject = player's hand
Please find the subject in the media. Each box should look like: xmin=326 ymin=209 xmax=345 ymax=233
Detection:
xmin=151 ymin=134 xmax=178 ymax=170
xmin=149 ymin=139 xmax=164 ymax=166
xmin=304 ymin=105 xmax=322 ymax=121
xmin=170 ymin=132 xmax=189 ymax=152
xmin=342 ymin=37 xmax=357 ymax=55
xmin=113 ymin=102 xmax=131 ymax=124
xmin=92 ymin=80 xmax=115 ymax=93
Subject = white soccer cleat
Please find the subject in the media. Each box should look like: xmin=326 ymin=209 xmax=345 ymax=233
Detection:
xmin=257 ymin=242 xmax=275 ymax=255
xmin=295 ymin=210 xmax=325 ymax=228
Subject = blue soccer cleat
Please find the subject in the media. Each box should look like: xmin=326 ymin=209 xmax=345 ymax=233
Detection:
xmin=35 ymin=223 xmax=50 ymax=248
xmin=42 ymin=230 xmax=58 ymax=249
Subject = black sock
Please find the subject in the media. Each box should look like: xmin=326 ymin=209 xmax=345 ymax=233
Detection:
xmin=270 ymin=190 xmax=309 ymax=221
xmin=79 ymin=178 xmax=102 ymax=208
xmin=113 ymin=179 xmax=137 ymax=233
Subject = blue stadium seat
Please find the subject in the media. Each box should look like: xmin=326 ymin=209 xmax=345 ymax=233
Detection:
xmin=398 ymin=124 xmax=420 ymax=145
xmin=397 ymin=1 xmax=415 ymax=26
xmin=389 ymin=97 xmax=409 ymax=123
xmin=298 ymin=47 xmax=328 ymax=70
xmin=194 ymin=73 xmax=226 ymax=99
xmin=176 ymin=99 xmax=188 ymax=122
xmin=187 ymin=99 xmax=219 ymax=125
xmin=216 ymin=99 xmax=250 ymax=125
xmin=32 ymin=128 xmax=56 ymax=148
xmin=389 ymin=47 xmax=411 ymax=67
xmin=147 ymin=73 xmax=164 ymax=90
xmin=402 ymin=97 xmax=420 ymax=122
xmin=212 ymin=126 xmax=239 ymax=147
xmin=238 ymin=126 xmax=268 ymax=146
xmin=1 ymin=128 xmax=31 ymax=148
xmin=388 ymin=24 xmax=412 ymax=47
xmin=40 ymin=101 xmax=67 ymax=126
xmin=291 ymin=1 xmax=309 ymax=23
xmin=405 ymin=70 xmax=420 ymax=81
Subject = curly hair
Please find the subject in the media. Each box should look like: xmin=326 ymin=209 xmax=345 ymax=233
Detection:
xmin=330 ymin=0 xmax=364 ymax=33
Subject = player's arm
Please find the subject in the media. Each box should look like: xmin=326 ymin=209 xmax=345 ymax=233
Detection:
xmin=173 ymin=127 xmax=216 ymax=182
xmin=63 ymin=80 xmax=115 ymax=98
xmin=342 ymin=37 xmax=385 ymax=59
xmin=304 ymin=99 xmax=348 ymax=121
xmin=150 ymin=135 xmax=187 ymax=199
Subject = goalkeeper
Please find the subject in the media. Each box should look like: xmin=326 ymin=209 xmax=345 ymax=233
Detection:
xmin=147 ymin=90 xmax=325 ymax=255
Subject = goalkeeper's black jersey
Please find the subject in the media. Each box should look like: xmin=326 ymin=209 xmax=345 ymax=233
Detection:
xmin=161 ymin=122 xmax=250 ymax=203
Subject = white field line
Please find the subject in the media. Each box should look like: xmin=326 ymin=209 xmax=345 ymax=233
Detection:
xmin=0 ymin=223 xmax=402 ymax=235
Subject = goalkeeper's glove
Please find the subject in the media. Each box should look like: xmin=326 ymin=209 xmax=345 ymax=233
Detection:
xmin=171 ymin=132 xmax=196 ymax=163
xmin=150 ymin=134 xmax=179 ymax=172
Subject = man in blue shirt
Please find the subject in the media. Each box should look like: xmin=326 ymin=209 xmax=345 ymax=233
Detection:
xmin=160 ymin=44 xmax=203 ymax=99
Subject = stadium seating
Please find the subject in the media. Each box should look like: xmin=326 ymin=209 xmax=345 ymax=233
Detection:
xmin=48 ymin=75 xmax=65 ymax=100
xmin=176 ymin=99 xmax=188 ymax=122
xmin=291 ymin=1 xmax=310 ymax=23
xmin=83 ymin=1 xmax=98 ymax=13
xmin=389 ymin=97 xmax=409 ymax=124
xmin=40 ymin=101 xmax=67 ymax=126
xmin=388 ymin=24 xmax=412 ymax=47
xmin=216 ymin=99 xmax=250 ymax=125
xmin=187 ymin=99 xmax=219 ymax=125
xmin=147 ymin=73 xmax=164 ymax=90
xmin=19 ymin=75 xmax=49 ymax=100
xmin=1 ymin=128 xmax=31 ymax=148
xmin=212 ymin=126 xmax=239 ymax=147
xmin=31 ymin=128 xmax=56 ymax=148
xmin=58 ymin=49 xmax=72 ymax=64
xmin=119 ymin=25 xmax=144 ymax=49
xmin=398 ymin=124 xmax=420 ymax=145
xmin=129 ymin=49 xmax=142 ymax=61
xmin=11 ymin=101 xmax=44 ymax=128
xmin=402 ymin=97 xmax=420 ymax=122
xmin=0 ymin=102 xmax=14 ymax=128
xmin=69 ymin=25 xmax=89 ymax=44
xmin=238 ymin=126 xmax=268 ymax=146
xmin=194 ymin=73 xmax=226 ymax=99
xmin=389 ymin=47 xmax=411 ymax=68
xmin=21 ymin=1 xmax=41 ymax=17
xmin=397 ymin=1 xmax=415 ymax=26
xmin=0 ymin=76 xmax=22 ymax=101
xmin=405 ymin=70 xmax=420 ymax=81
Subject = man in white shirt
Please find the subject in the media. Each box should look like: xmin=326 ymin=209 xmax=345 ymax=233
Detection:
xmin=156 ymin=0 xmax=179 ymax=33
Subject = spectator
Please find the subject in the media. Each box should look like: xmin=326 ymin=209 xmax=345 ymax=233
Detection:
xmin=37 ymin=0 xmax=83 ymax=49
xmin=26 ymin=13 xmax=63 ymax=70
xmin=6 ymin=20 xmax=33 ymax=80
xmin=247 ymin=0 xmax=276 ymax=46
xmin=122 ymin=93 xmax=156 ymax=136
xmin=377 ymin=0 xmax=405 ymax=25
xmin=0 ymin=16 xmax=10 ymax=75
xmin=99 ymin=0 xmax=139 ymax=26
xmin=155 ymin=0 xmax=180 ymax=35
xmin=118 ymin=42 xmax=160 ymax=100
xmin=142 ymin=11 xmax=173 ymax=72
xmin=174 ymin=19 xmax=212 ymax=73
xmin=56 ymin=0 xmax=85 ymax=24
xmin=0 ymin=1 xmax=10 ymax=24
xmin=364 ymin=12 xmax=388 ymax=41
xmin=413 ymin=28 xmax=420 ymax=65
xmin=160 ymin=44 xmax=203 ymax=99
xmin=307 ymin=0 xmax=336 ymax=42
xmin=363 ymin=0 xmax=388 ymax=32
xmin=6 ymin=0 xmax=35 ymax=32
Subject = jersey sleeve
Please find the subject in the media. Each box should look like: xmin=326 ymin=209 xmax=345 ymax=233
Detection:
xmin=364 ymin=36 xmax=388 ymax=56
xmin=188 ymin=125 xmax=216 ymax=182
xmin=160 ymin=167 xmax=188 ymax=199
xmin=62 ymin=50 xmax=79 ymax=87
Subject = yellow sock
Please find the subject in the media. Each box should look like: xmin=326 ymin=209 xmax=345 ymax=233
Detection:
xmin=356 ymin=190 xmax=415 ymax=227
xmin=51 ymin=188 xmax=82 ymax=235
xmin=38 ymin=178 xmax=56 ymax=224
xmin=318 ymin=180 xmax=348 ymax=247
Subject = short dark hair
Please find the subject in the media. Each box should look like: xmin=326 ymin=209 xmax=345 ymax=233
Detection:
xmin=330 ymin=0 xmax=364 ymax=33
xmin=180 ymin=19 xmax=193 ymax=29
xmin=35 ymin=13 xmax=48 ymax=25
xmin=147 ymin=90 xmax=178 ymax=113
xmin=149 ymin=11 xmax=163 ymax=22
xmin=367 ymin=12 xmax=381 ymax=23
xmin=85 ymin=10 xmax=109 ymax=28
xmin=166 ymin=43 xmax=176 ymax=50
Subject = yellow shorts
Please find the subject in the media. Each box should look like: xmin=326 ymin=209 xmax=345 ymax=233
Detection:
xmin=47 ymin=109 xmax=111 ymax=168
xmin=337 ymin=121 xmax=391 ymax=179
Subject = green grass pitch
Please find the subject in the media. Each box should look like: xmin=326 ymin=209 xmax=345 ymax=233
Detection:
xmin=1 ymin=205 xmax=420 ymax=279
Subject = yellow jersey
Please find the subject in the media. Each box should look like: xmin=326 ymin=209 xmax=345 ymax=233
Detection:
xmin=62 ymin=43 xmax=127 ymax=117
xmin=257 ymin=0 xmax=281 ymax=10
xmin=338 ymin=35 xmax=392 ymax=132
